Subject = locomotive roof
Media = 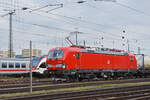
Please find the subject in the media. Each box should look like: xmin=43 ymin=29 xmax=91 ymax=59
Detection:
xmin=0 ymin=58 xmax=30 ymax=61
xmin=80 ymin=48 xmax=129 ymax=56
xmin=74 ymin=46 xmax=130 ymax=56
xmin=51 ymin=46 xmax=133 ymax=56
xmin=69 ymin=45 xmax=129 ymax=56
xmin=51 ymin=46 xmax=80 ymax=51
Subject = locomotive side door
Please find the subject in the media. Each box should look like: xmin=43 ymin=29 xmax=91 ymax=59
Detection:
xmin=75 ymin=52 xmax=80 ymax=69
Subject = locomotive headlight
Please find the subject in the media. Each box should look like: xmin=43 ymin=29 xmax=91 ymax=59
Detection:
xmin=62 ymin=63 xmax=66 ymax=69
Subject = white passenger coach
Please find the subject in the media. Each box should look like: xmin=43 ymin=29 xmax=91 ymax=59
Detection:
xmin=0 ymin=56 xmax=48 ymax=77
xmin=0 ymin=58 xmax=30 ymax=75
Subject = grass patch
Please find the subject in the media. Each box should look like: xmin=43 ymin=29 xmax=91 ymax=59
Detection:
xmin=0 ymin=77 xmax=26 ymax=81
xmin=1 ymin=81 xmax=150 ymax=98
xmin=32 ymin=78 xmax=147 ymax=88
xmin=0 ymin=77 xmax=48 ymax=81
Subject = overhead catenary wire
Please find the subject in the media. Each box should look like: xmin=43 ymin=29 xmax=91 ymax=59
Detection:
xmin=0 ymin=0 xmax=146 ymax=41
xmin=0 ymin=27 xmax=66 ymax=40
xmin=21 ymin=9 xmax=122 ymax=40
xmin=0 ymin=0 xmax=150 ymax=54
xmin=87 ymin=0 xmax=150 ymax=18
xmin=13 ymin=1 xmax=124 ymax=38
xmin=114 ymin=2 xmax=150 ymax=17
xmin=1 ymin=8 xmax=122 ymax=41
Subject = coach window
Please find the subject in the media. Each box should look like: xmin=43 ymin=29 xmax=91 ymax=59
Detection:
xmin=9 ymin=63 xmax=14 ymax=68
xmin=76 ymin=53 xmax=80 ymax=59
xmin=2 ymin=62 xmax=7 ymax=68
xmin=21 ymin=63 xmax=26 ymax=68
xmin=15 ymin=63 xmax=20 ymax=68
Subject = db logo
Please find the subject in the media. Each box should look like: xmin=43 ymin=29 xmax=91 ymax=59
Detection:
xmin=107 ymin=60 xmax=110 ymax=64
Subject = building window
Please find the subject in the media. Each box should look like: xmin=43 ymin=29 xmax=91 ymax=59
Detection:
xmin=2 ymin=62 xmax=7 ymax=68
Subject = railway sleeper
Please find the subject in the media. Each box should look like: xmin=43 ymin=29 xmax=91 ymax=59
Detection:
xmin=51 ymin=88 xmax=150 ymax=100
xmin=50 ymin=89 xmax=150 ymax=100
xmin=107 ymin=93 xmax=150 ymax=100
xmin=3 ymin=85 xmax=150 ymax=100
xmin=129 ymin=95 xmax=150 ymax=100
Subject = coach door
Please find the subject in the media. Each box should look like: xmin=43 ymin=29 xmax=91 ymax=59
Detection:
xmin=75 ymin=52 xmax=80 ymax=69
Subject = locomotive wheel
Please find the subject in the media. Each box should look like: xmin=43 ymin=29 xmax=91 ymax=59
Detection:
xmin=75 ymin=74 xmax=83 ymax=81
xmin=78 ymin=77 xmax=83 ymax=81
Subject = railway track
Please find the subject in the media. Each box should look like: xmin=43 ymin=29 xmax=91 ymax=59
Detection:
xmin=59 ymin=85 xmax=150 ymax=100
xmin=0 ymin=81 xmax=53 ymax=89
xmin=0 ymin=78 xmax=150 ymax=94
xmin=2 ymin=84 xmax=150 ymax=100
xmin=1 ymin=77 xmax=150 ymax=89
xmin=0 ymin=78 xmax=52 ymax=85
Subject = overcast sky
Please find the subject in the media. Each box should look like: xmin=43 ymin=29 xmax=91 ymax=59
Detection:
xmin=0 ymin=0 xmax=150 ymax=55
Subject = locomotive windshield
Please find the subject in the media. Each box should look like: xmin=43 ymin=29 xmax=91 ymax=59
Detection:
xmin=32 ymin=56 xmax=42 ymax=67
xmin=48 ymin=49 xmax=64 ymax=59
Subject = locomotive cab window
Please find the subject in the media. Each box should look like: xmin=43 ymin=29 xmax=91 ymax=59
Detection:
xmin=9 ymin=63 xmax=14 ymax=68
xmin=15 ymin=63 xmax=20 ymax=68
xmin=48 ymin=49 xmax=64 ymax=59
xmin=2 ymin=62 xmax=7 ymax=68
xmin=21 ymin=63 xmax=26 ymax=68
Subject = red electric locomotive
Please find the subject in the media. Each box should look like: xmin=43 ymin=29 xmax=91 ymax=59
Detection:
xmin=46 ymin=46 xmax=137 ymax=81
